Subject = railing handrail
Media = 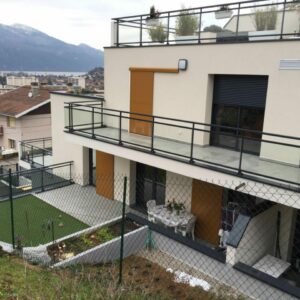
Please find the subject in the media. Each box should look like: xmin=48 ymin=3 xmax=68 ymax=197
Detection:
xmin=111 ymin=0 xmax=299 ymax=48
xmin=21 ymin=137 xmax=52 ymax=143
xmin=65 ymin=103 xmax=300 ymax=142
xmin=112 ymin=0 xmax=288 ymax=20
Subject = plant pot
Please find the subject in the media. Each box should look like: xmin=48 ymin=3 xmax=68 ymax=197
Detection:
xmin=175 ymin=35 xmax=198 ymax=44
xmin=146 ymin=18 xmax=159 ymax=26
xmin=215 ymin=10 xmax=233 ymax=19
xmin=249 ymin=30 xmax=280 ymax=41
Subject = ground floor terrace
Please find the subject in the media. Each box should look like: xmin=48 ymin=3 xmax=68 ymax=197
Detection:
xmin=82 ymin=148 xmax=300 ymax=298
xmin=20 ymin=175 xmax=298 ymax=299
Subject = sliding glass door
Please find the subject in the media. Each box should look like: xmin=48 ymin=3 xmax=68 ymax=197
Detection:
xmin=211 ymin=104 xmax=265 ymax=155
xmin=136 ymin=163 xmax=166 ymax=210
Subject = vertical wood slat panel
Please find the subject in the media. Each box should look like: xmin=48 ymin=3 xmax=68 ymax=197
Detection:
xmin=96 ymin=150 xmax=114 ymax=200
xmin=191 ymin=180 xmax=223 ymax=246
xmin=130 ymin=70 xmax=154 ymax=136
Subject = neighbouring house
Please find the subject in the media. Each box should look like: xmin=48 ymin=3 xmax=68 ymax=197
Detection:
xmin=0 ymin=84 xmax=51 ymax=155
xmin=49 ymin=0 xmax=300 ymax=298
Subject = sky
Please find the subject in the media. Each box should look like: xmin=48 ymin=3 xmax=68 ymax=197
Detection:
xmin=0 ymin=0 xmax=243 ymax=50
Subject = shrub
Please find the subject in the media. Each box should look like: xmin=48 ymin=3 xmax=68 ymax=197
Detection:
xmin=175 ymin=7 xmax=199 ymax=36
xmin=148 ymin=23 xmax=167 ymax=43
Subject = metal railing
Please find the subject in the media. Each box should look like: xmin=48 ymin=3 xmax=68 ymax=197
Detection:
xmin=64 ymin=102 xmax=300 ymax=191
xmin=20 ymin=137 xmax=52 ymax=167
xmin=0 ymin=161 xmax=73 ymax=200
xmin=111 ymin=0 xmax=300 ymax=47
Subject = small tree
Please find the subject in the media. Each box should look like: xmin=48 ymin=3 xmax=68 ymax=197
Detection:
xmin=148 ymin=23 xmax=167 ymax=43
xmin=175 ymin=7 xmax=199 ymax=36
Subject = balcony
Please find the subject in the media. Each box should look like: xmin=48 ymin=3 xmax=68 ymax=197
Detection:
xmin=20 ymin=137 xmax=52 ymax=167
xmin=111 ymin=0 xmax=300 ymax=47
xmin=64 ymin=102 xmax=300 ymax=191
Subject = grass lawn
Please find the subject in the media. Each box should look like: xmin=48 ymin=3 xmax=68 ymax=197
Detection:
xmin=0 ymin=195 xmax=88 ymax=247
xmin=0 ymin=251 xmax=238 ymax=300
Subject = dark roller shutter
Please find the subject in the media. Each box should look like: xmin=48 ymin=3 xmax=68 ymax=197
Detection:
xmin=213 ymin=75 xmax=268 ymax=108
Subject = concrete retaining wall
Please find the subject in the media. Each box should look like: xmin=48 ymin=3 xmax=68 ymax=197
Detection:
xmin=53 ymin=225 xmax=148 ymax=268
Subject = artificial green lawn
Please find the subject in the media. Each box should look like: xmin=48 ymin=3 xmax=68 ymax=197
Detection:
xmin=0 ymin=195 xmax=88 ymax=247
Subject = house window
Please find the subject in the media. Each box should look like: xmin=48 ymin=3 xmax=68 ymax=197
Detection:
xmin=8 ymin=139 xmax=16 ymax=149
xmin=7 ymin=116 xmax=16 ymax=128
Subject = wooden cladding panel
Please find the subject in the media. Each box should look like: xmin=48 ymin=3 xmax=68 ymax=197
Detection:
xmin=96 ymin=150 xmax=114 ymax=200
xmin=191 ymin=180 xmax=223 ymax=246
xmin=130 ymin=70 xmax=154 ymax=136
xmin=129 ymin=67 xmax=179 ymax=73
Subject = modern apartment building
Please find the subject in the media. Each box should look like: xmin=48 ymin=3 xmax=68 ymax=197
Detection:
xmin=50 ymin=0 xmax=300 ymax=297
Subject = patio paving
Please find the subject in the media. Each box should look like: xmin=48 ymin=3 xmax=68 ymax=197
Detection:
xmin=36 ymin=184 xmax=123 ymax=226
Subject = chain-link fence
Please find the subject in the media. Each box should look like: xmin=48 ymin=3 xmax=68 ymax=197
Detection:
xmin=1 ymin=172 xmax=300 ymax=299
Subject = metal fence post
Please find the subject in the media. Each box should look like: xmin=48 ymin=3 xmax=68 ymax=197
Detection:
xmin=119 ymin=111 xmax=122 ymax=145
xmin=190 ymin=123 xmax=195 ymax=163
xmin=41 ymin=167 xmax=44 ymax=192
xmin=238 ymin=136 xmax=244 ymax=175
xmin=119 ymin=176 xmax=127 ymax=285
xmin=9 ymin=169 xmax=15 ymax=248
xmin=151 ymin=116 xmax=155 ymax=153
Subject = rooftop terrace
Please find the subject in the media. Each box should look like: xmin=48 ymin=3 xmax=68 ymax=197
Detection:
xmin=110 ymin=0 xmax=300 ymax=47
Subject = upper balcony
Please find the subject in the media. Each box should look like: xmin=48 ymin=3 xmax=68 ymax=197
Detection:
xmin=111 ymin=0 xmax=300 ymax=47
xmin=64 ymin=101 xmax=300 ymax=192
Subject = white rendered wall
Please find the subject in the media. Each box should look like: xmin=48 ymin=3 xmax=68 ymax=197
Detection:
xmin=51 ymin=93 xmax=89 ymax=185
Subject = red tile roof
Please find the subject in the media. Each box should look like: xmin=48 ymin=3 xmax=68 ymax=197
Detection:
xmin=0 ymin=86 xmax=50 ymax=117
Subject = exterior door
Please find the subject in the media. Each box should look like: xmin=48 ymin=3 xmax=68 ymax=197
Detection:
xmin=95 ymin=150 xmax=114 ymax=200
xmin=136 ymin=163 xmax=166 ymax=211
xmin=130 ymin=70 xmax=154 ymax=136
xmin=191 ymin=180 xmax=223 ymax=246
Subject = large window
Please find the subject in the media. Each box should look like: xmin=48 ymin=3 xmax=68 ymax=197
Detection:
xmin=211 ymin=105 xmax=265 ymax=154
xmin=211 ymin=75 xmax=268 ymax=155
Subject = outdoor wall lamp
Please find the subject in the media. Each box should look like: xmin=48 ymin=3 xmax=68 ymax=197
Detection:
xmin=178 ymin=59 xmax=188 ymax=71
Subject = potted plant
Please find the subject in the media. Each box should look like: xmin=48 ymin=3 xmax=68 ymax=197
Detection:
xmin=215 ymin=5 xmax=233 ymax=19
xmin=146 ymin=5 xmax=160 ymax=26
xmin=175 ymin=7 xmax=199 ymax=44
xmin=249 ymin=6 xmax=279 ymax=41
xmin=148 ymin=22 xmax=167 ymax=44
xmin=173 ymin=202 xmax=185 ymax=215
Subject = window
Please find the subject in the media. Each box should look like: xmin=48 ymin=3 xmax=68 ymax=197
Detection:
xmin=7 ymin=116 xmax=16 ymax=128
xmin=8 ymin=139 xmax=16 ymax=149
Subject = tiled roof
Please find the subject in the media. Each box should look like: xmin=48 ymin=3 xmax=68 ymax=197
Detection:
xmin=0 ymin=86 xmax=50 ymax=117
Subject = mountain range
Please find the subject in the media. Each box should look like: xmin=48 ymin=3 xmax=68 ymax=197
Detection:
xmin=0 ymin=24 xmax=103 ymax=72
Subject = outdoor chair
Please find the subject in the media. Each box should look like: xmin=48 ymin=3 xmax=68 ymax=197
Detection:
xmin=175 ymin=216 xmax=197 ymax=240
xmin=146 ymin=200 xmax=156 ymax=223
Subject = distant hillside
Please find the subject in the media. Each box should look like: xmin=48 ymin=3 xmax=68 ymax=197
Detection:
xmin=0 ymin=24 xmax=103 ymax=72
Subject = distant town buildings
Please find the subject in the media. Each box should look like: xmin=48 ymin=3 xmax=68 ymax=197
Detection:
xmin=68 ymin=76 xmax=86 ymax=89
xmin=6 ymin=76 xmax=38 ymax=87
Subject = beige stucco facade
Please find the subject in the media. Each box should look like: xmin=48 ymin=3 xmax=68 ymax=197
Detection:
xmin=104 ymin=41 xmax=300 ymax=166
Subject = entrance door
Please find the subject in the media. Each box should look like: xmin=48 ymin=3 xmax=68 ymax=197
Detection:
xmin=191 ymin=180 xmax=223 ymax=246
xmin=211 ymin=75 xmax=268 ymax=155
xmin=95 ymin=150 xmax=114 ymax=200
xmin=130 ymin=70 xmax=154 ymax=136
xmin=136 ymin=163 xmax=166 ymax=211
